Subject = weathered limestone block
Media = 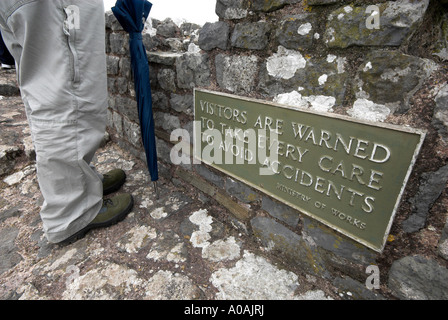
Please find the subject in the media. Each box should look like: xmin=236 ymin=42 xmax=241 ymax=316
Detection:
xmin=170 ymin=93 xmax=193 ymax=114
xmin=302 ymin=217 xmax=377 ymax=266
xmin=273 ymin=90 xmax=336 ymax=113
xmin=432 ymin=83 xmax=448 ymax=141
xmin=115 ymin=96 xmax=138 ymax=123
xmin=261 ymin=196 xmax=300 ymax=227
xmin=165 ymin=38 xmax=183 ymax=52
xmin=259 ymin=46 xmax=349 ymax=105
xmin=402 ymin=165 xmax=448 ymax=233
xmin=111 ymin=110 xmax=123 ymax=135
xmin=180 ymin=22 xmax=202 ymax=38
xmin=156 ymin=18 xmax=180 ymax=38
xmin=324 ymin=0 xmax=429 ymax=48
xmin=215 ymin=0 xmax=249 ymax=19
xmin=123 ymin=117 xmax=141 ymax=147
xmin=250 ymin=0 xmax=300 ymax=12
xmin=154 ymin=112 xmax=181 ymax=132
xmin=105 ymin=11 xmax=123 ymax=31
xmin=116 ymin=77 xmax=129 ymax=95
xmin=142 ymin=33 xmax=162 ymax=52
xmin=225 ymin=177 xmax=260 ymax=203
xmin=107 ymin=56 xmax=120 ymax=76
xmin=275 ymin=14 xmax=317 ymax=50
xmin=148 ymin=52 xmax=182 ymax=66
xmin=198 ymin=21 xmax=230 ymax=51
xmin=433 ymin=12 xmax=448 ymax=61
xmin=107 ymin=78 xmax=117 ymax=95
xmin=352 ymin=50 xmax=437 ymax=113
xmin=439 ymin=217 xmax=448 ymax=260
xmin=250 ymin=216 xmax=320 ymax=275
xmin=332 ymin=276 xmax=385 ymax=300
xmin=0 ymin=228 xmax=22 ymax=275
xmin=119 ymin=56 xmax=132 ymax=79
xmin=215 ymin=54 xmax=259 ymax=94
xmin=388 ymin=255 xmax=448 ymax=300
xmin=157 ymin=68 xmax=177 ymax=92
xmin=152 ymin=91 xmax=169 ymax=111
xmin=176 ymin=52 xmax=211 ymax=89
xmin=195 ymin=165 xmax=224 ymax=189
xmin=0 ymin=145 xmax=20 ymax=177
xmin=109 ymin=33 xmax=129 ymax=55
xmin=231 ymin=21 xmax=271 ymax=50
xmin=308 ymin=0 xmax=340 ymax=5
xmin=347 ymin=98 xmax=390 ymax=123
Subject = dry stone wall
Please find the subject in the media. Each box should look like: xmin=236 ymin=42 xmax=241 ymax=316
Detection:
xmin=105 ymin=0 xmax=448 ymax=299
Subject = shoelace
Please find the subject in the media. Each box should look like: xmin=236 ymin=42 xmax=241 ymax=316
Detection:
xmin=98 ymin=198 xmax=114 ymax=214
xmin=103 ymin=198 xmax=114 ymax=207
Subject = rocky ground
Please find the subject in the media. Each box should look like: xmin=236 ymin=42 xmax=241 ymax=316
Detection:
xmin=0 ymin=68 xmax=341 ymax=302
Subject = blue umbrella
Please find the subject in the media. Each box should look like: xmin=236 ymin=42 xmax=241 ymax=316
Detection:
xmin=112 ymin=0 xmax=159 ymax=196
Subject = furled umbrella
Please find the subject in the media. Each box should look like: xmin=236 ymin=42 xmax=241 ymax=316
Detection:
xmin=112 ymin=0 xmax=159 ymax=196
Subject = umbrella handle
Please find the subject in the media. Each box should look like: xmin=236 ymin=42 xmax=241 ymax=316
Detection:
xmin=153 ymin=181 xmax=159 ymax=199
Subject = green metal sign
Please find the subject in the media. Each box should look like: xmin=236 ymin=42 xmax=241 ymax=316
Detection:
xmin=193 ymin=89 xmax=425 ymax=252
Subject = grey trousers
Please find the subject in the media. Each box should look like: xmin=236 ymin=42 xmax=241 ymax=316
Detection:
xmin=0 ymin=0 xmax=108 ymax=243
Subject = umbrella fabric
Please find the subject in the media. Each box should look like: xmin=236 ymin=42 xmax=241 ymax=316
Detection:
xmin=112 ymin=0 xmax=158 ymax=182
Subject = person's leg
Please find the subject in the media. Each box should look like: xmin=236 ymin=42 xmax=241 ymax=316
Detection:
xmin=0 ymin=0 xmax=116 ymax=243
xmin=0 ymin=31 xmax=14 ymax=67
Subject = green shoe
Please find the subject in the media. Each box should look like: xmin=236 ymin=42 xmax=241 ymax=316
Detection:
xmin=103 ymin=169 xmax=126 ymax=195
xmin=58 ymin=193 xmax=134 ymax=245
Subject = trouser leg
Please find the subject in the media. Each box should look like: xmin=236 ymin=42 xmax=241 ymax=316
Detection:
xmin=0 ymin=0 xmax=108 ymax=243
xmin=0 ymin=31 xmax=14 ymax=66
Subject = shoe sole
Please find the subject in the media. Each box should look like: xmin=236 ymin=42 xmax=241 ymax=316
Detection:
xmin=58 ymin=195 xmax=134 ymax=245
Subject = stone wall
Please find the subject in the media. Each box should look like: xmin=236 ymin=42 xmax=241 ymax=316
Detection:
xmin=105 ymin=0 xmax=448 ymax=300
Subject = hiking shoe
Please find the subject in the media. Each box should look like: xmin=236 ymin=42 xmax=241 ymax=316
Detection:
xmin=58 ymin=193 xmax=134 ymax=245
xmin=103 ymin=169 xmax=126 ymax=195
